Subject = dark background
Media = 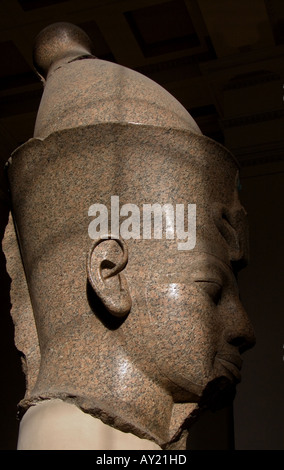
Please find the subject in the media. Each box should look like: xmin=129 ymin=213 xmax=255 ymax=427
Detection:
xmin=0 ymin=0 xmax=283 ymax=450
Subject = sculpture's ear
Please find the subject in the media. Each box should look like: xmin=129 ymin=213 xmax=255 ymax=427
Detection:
xmin=212 ymin=172 xmax=249 ymax=268
xmin=87 ymin=236 xmax=132 ymax=318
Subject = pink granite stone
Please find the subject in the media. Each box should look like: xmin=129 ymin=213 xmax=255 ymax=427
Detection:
xmin=5 ymin=23 xmax=255 ymax=449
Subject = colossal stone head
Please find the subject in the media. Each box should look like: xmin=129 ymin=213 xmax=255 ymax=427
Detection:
xmin=6 ymin=23 xmax=255 ymax=449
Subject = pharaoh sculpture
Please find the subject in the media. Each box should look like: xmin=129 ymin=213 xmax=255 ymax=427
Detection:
xmin=4 ymin=23 xmax=255 ymax=450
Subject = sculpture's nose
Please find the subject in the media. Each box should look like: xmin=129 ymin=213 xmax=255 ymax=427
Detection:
xmin=224 ymin=298 xmax=256 ymax=354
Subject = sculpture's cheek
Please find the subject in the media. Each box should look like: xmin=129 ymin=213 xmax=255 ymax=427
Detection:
xmin=144 ymin=283 xmax=220 ymax=397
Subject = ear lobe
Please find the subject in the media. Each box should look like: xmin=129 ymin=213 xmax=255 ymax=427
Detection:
xmin=86 ymin=236 xmax=132 ymax=318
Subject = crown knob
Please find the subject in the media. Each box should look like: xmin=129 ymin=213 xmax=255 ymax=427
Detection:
xmin=33 ymin=22 xmax=94 ymax=79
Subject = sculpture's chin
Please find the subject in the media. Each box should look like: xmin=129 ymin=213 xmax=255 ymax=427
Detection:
xmin=199 ymin=376 xmax=237 ymax=412
xmin=170 ymin=374 xmax=236 ymax=413
xmin=171 ymin=385 xmax=201 ymax=404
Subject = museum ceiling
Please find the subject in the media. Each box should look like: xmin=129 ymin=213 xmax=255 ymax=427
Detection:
xmin=0 ymin=0 xmax=283 ymax=170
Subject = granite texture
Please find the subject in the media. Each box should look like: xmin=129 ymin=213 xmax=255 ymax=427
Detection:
xmin=32 ymin=23 xmax=201 ymax=140
xmin=5 ymin=23 xmax=255 ymax=449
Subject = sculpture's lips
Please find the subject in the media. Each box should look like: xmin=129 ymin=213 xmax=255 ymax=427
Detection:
xmin=216 ymin=354 xmax=243 ymax=382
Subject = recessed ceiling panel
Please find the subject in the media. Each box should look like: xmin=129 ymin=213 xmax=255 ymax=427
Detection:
xmin=0 ymin=41 xmax=38 ymax=89
xmin=264 ymin=0 xmax=284 ymax=45
xmin=17 ymin=0 xmax=71 ymax=11
xmin=125 ymin=0 xmax=200 ymax=57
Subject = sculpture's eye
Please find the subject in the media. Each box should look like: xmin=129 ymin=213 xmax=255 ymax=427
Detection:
xmin=195 ymin=280 xmax=222 ymax=305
